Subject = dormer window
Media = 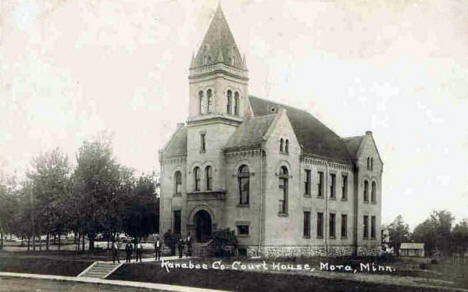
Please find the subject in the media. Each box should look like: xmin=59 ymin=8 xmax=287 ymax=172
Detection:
xmin=280 ymin=138 xmax=284 ymax=152
xmin=285 ymin=139 xmax=289 ymax=153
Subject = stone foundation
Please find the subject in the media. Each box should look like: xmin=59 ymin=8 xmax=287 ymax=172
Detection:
xmin=244 ymin=245 xmax=380 ymax=258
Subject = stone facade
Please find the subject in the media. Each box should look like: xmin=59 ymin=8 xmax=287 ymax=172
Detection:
xmin=159 ymin=5 xmax=383 ymax=258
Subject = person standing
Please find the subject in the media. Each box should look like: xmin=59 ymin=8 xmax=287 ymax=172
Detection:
xmin=154 ymin=237 xmax=161 ymax=261
xmin=112 ymin=240 xmax=120 ymax=263
xmin=186 ymin=232 xmax=192 ymax=257
xmin=177 ymin=238 xmax=184 ymax=259
xmin=136 ymin=241 xmax=143 ymax=263
xmin=125 ymin=241 xmax=133 ymax=263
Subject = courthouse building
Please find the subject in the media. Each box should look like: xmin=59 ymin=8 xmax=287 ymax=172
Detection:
xmin=159 ymin=5 xmax=383 ymax=257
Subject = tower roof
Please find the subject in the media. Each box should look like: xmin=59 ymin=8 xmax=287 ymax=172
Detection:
xmin=192 ymin=4 xmax=245 ymax=70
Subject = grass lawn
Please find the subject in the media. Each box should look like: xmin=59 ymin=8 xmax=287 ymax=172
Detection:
xmin=108 ymin=257 xmax=461 ymax=292
xmin=0 ymin=250 xmax=94 ymax=276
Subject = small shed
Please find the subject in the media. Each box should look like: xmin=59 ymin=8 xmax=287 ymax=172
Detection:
xmin=400 ymin=243 xmax=425 ymax=257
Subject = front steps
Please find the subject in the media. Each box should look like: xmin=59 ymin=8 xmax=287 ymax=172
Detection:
xmin=78 ymin=261 xmax=122 ymax=279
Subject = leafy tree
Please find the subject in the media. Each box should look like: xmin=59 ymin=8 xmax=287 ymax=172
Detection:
xmin=413 ymin=210 xmax=455 ymax=256
xmin=386 ymin=215 xmax=410 ymax=255
xmin=0 ymin=176 xmax=20 ymax=249
xmin=122 ymin=173 xmax=158 ymax=242
xmin=74 ymin=134 xmax=120 ymax=250
xmin=27 ymin=148 xmax=72 ymax=250
xmin=451 ymin=219 xmax=468 ymax=255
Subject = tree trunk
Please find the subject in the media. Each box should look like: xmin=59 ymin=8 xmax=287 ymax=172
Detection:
xmin=76 ymin=233 xmax=80 ymax=251
xmin=27 ymin=236 xmax=30 ymax=251
xmin=46 ymin=233 xmax=49 ymax=251
xmin=82 ymin=233 xmax=85 ymax=251
xmin=0 ymin=231 xmax=3 ymax=250
xmin=58 ymin=232 xmax=61 ymax=251
xmin=32 ymin=234 xmax=36 ymax=251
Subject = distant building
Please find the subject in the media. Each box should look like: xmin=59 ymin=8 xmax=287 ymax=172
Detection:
xmin=400 ymin=243 xmax=425 ymax=257
xmin=159 ymin=4 xmax=383 ymax=257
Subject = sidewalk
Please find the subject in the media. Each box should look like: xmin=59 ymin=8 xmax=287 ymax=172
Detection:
xmin=0 ymin=272 xmax=229 ymax=292
xmin=101 ymin=255 xmax=184 ymax=264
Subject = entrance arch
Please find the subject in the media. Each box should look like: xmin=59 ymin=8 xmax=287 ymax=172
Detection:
xmin=194 ymin=210 xmax=212 ymax=242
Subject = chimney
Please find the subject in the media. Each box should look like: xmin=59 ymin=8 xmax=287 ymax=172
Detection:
xmin=365 ymin=130 xmax=372 ymax=136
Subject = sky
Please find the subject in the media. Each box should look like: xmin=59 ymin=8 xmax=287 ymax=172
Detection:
xmin=1 ymin=0 xmax=467 ymax=229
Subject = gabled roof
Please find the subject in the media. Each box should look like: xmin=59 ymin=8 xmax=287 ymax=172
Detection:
xmin=161 ymin=126 xmax=187 ymax=158
xmin=224 ymin=114 xmax=276 ymax=151
xmin=192 ymin=4 xmax=245 ymax=70
xmin=343 ymin=135 xmax=365 ymax=159
xmin=248 ymin=96 xmax=352 ymax=163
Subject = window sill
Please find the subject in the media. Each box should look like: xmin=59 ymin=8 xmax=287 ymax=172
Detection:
xmin=280 ymin=151 xmax=289 ymax=155
xmin=341 ymin=236 xmax=348 ymax=240
xmin=199 ymin=150 xmax=206 ymax=154
xmin=316 ymin=236 xmax=324 ymax=240
xmin=303 ymin=235 xmax=310 ymax=239
xmin=278 ymin=212 xmax=288 ymax=217
xmin=304 ymin=194 xmax=311 ymax=198
xmin=237 ymin=234 xmax=249 ymax=238
xmin=329 ymin=236 xmax=336 ymax=240
xmin=329 ymin=197 xmax=336 ymax=200
xmin=371 ymin=201 xmax=377 ymax=205
xmin=173 ymin=193 xmax=182 ymax=197
xmin=341 ymin=198 xmax=347 ymax=202
xmin=237 ymin=204 xmax=250 ymax=208
xmin=364 ymin=201 xmax=369 ymax=204
xmin=316 ymin=195 xmax=324 ymax=199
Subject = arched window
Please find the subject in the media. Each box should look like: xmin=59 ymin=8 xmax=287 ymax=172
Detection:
xmin=363 ymin=180 xmax=369 ymax=202
xmin=280 ymin=138 xmax=284 ymax=152
xmin=199 ymin=91 xmax=205 ymax=115
xmin=207 ymin=89 xmax=212 ymax=113
xmin=175 ymin=171 xmax=182 ymax=194
xmin=371 ymin=181 xmax=376 ymax=203
xmin=285 ymin=139 xmax=289 ymax=153
xmin=279 ymin=166 xmax=289 ymax=214
xmin=227 ymin=90 xmax=232 ymax=114
xmin=194 ymin=167 xmax=200 ymax=192
xmin=234 ymin=91 xmax=239 ymax=116
xmin=206 ymin=166 xmax=212 ymax=191
xmin=238 ymin=165 xmax=250 ymax=205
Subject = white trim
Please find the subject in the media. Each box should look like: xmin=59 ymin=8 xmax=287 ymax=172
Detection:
xmin=77 ymin=261 xmax=98 ymax=277
xmin=104 ymin=262 xmax=123 ymax=279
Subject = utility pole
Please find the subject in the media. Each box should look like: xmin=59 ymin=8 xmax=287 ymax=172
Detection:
xmin=30 ymin=181 xmax=35 ymax=252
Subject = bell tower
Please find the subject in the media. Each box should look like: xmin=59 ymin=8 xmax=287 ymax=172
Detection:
xmin=188 ymin=4 xmax=249 ymax=123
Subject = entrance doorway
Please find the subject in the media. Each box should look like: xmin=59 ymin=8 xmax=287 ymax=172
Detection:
xmin=194 ymin=210 xmax=212 ymax=242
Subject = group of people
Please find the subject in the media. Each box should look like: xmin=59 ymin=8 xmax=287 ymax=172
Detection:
xmin=176 ymin=232 xmax=192 ymax=258
xmin=111 ymin=233 xmax=192 ymax=263
xmin=111 ymin=240 xmax=143 ymax=263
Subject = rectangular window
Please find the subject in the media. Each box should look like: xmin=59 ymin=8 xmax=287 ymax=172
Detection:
xmin=173 ymin=210 xmax=181 ymax=234
xmin=200 ymin=133 xmax=206 ymax=152
xmin=317 ymin=171 xmax=323 ymax=197
xmin=341 ymin=214 xmax=347 ymax=238
xmin=330 ymin=174 xmax=336 ymax=199
xmin=371 ymin=216 xmax=376 ymax=239
xmin=303 ymin=211 xmax=311 ymax=237
xmin=363 ymin=215 xmax=369 ymax=239
xmin=317 ymin=212 xmax=324 ymax=238
xmin=237 ymin=225 xmax=249 ymax=236
xmin=329 ymin=213 xmax=336 ymax=238
xmin=342 ymin=175 xmax=348 ymax=200
xmin=304 ymin=169 xmax=311 ymax=195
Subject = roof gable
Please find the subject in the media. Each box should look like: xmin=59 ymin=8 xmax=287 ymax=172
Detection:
xmin=248 ymin=96 xmax=352 ymax=163
xmin=343 ymin=135 xmax=365 ymax=159
xmin=161 ymin=126 xmax=187 ymax=158
xmin=224 ymin=114 xmax=276 ymax=151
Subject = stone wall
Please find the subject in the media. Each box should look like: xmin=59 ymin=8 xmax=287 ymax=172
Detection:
xmin=244 ymin=244 xmax=380 ymax=258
